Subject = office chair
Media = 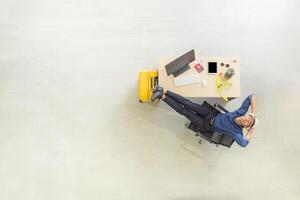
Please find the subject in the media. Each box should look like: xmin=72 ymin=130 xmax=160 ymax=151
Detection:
xmin=185 ymin=101 xmax=235 ymax=148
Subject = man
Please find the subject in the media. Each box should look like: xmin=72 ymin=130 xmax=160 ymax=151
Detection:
xmin=151 ymin=86 xmax=258 ymax=148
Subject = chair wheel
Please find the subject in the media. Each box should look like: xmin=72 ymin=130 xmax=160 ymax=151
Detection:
xmin=185 ymin=122 xmax=190 ymax=127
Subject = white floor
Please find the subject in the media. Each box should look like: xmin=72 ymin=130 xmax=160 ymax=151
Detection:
xmin=0 ymin=0 xmax=300 ymax=199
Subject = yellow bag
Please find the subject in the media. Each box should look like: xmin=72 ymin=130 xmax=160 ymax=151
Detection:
xmin=138 ymin=70 xmax=158 ymax=102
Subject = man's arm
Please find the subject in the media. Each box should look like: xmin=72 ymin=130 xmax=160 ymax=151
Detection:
xmin=233 ymin=129 xmax=255 ymax=148
xmin=233 ymin=134 xmax=249 ymax=148
xmin=234 ymin=94 xmax=256 ymax=116
xmin=234 ymin=95 xmax=252 ymax=115
xmin=249 ymin=95 xmax=257 ymax=116
xmin=245 ymin=127 xmax=255 ymax=141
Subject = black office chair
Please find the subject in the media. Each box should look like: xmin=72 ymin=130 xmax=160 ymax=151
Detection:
xmin=185 ymin=101 xmax=235 ymax=148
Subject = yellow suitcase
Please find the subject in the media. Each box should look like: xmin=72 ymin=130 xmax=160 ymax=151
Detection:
xmin=138 ymin=70 xmax=158 ymax=102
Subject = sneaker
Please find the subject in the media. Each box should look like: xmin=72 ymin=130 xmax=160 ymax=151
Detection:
xmin=152 ymin=85 xmax=163 ymax=93
xmin=151 ymin=90 xmax=163 ymax=101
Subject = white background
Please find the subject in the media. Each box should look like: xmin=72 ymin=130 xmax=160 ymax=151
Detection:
xmin=0 ymin=0 xmax=299 ymax=199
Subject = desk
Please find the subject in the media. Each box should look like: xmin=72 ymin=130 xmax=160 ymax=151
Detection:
xmin=158 ymin=57 xmax=241 ymax=98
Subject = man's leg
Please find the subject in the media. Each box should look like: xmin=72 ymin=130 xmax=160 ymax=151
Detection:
xmin=165 ymin=91 xmax=210 ymax=117
xmin=162 ymin=95 xmax=205 ymax=129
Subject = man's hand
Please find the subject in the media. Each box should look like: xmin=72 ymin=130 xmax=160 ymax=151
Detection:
xmin=250 ymin=95 xmax=257 ymax=115
xmin=249 ymin=112 xmax=255 ymax=118
xmin=245 ymin=127 xmax=255 ymax=141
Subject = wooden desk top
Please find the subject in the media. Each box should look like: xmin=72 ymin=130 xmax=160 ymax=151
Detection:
xmin=158 ymin=57 xmax=241 ymax=98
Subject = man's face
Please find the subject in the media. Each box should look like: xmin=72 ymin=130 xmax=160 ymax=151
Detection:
xmin=241 ymin=115 xmax=253 ymax=128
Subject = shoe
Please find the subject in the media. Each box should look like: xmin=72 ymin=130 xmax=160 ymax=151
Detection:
xmin=152 ymin=85 xmax=159 ymax=93
xmin=152 ymin=85 xmax=163 ymax=93
xmin=151 ymin=90 xmax=163 ymax=101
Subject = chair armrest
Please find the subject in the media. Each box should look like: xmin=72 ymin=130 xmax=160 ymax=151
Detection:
xmin=214 ymin=103 xmax=229 ymax=113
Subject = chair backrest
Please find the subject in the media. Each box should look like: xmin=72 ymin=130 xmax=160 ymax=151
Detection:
xmin=211 ymin=132 xmax=235 ymax=147
xmin=220 ymin=134 xmax=235 ymax=147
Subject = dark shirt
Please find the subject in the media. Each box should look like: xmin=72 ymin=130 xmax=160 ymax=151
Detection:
xmin=213 ymin=95 xmax=252 ymax=147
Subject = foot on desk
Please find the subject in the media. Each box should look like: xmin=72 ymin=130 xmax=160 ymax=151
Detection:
xmin=151 ymin=86 xmax=164 ymax=101
xmin=152 ymin=85 xmax=163 ymax=93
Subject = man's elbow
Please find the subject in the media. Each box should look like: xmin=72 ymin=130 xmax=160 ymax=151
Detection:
xmin=238 ymin=140 xmax=249 ymax=148
xmin=240 ymin=143 xmax=248 ymax=148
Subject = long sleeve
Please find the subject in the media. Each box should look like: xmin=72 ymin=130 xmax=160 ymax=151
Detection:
xmin=234 ymin=95 xmax=253 ymax=116
xmin=233 ymin=133 xmax=249 ymax=147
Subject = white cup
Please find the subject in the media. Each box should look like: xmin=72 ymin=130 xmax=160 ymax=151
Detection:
xmin=201 ymin=79 xmax=207 ymax=88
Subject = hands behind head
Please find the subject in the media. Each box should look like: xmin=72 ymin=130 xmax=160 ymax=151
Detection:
xmin=248 ymin=112 xmax=255 ymax=118
xmin=247 ymin=127 xmax=255 ymax=131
